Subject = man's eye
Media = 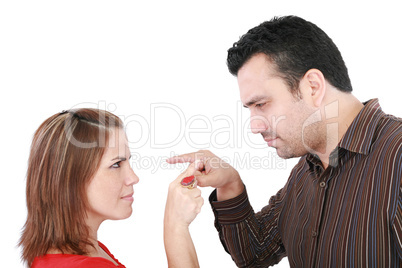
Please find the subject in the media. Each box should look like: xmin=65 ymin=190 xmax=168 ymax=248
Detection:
xmin=256 ymin=103 xmax=265 ymax=108
xmin=112 ymin=161 xmax=121 ymax=168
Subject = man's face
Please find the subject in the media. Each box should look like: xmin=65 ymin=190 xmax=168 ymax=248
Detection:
xmin=238 ymin=53 xmax=324 ymax=159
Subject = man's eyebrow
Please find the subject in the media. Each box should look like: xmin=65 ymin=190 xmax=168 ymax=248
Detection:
xmin=244 ymin=96 xmax=269 ymax=108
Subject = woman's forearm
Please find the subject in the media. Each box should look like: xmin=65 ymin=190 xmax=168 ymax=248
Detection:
xmin=164 ymin=221 xmax=199 ymax=268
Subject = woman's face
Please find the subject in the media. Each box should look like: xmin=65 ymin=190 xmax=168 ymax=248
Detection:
xmin=86 ymin=128 xmax=139 ymax=225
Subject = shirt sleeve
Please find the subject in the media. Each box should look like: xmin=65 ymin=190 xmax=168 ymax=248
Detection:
xmin=391 ymin=144 xmax=402 ymax=259
xmin=209 ymin=186 xmax=286 ymax=267
xmin=392 ymin=193 xmax=402 ymax=258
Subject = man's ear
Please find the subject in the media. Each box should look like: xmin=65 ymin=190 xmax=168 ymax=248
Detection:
xmin=300 ymin=69 xmax=326 ymax=107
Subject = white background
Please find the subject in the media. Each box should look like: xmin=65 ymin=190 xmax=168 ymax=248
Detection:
xmin=1 ymin=0 xmax=401 ymax=267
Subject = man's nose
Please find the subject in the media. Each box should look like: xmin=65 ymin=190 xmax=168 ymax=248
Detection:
xmin=250 ymin=115 xmax=268 ymax=134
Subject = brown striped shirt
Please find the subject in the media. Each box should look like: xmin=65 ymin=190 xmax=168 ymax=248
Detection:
xmin=210 ymin=99 xmax=402 ymax=267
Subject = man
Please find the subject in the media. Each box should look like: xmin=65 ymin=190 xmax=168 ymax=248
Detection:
xmin=168 ymin=16 xmax=402 ymax=267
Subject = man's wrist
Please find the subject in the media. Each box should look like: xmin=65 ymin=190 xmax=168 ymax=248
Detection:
xmin=216 ymin=173 xmax=244 ymax=201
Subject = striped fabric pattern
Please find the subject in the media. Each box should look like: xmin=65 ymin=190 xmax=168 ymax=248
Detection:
xmin=210 ymin=99 xmax=402 ymax=267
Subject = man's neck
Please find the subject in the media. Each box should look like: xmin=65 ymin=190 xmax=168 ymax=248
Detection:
xmin=317 ymin=92 xmax=364 ymax=169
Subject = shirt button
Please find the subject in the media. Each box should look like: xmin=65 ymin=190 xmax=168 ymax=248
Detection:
xmin=319 ymin=182 xmax=326 ymax=188
xmin=312 ymin=231 xmax=318 ymax=237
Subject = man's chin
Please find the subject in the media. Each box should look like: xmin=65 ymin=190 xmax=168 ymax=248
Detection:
xmin=275 ymin=147 xmax=302 ymax=160
xmin=276 ymin=152 xmax=291 ymax=159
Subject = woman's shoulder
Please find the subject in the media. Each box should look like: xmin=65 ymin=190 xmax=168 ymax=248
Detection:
xmin=32 ymin=254 xmax=119 ymax=268
xmin=31 ymin=243 xmax=125 ymax=268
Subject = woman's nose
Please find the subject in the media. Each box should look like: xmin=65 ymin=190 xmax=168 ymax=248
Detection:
xmin=126 ymin=166 xmax=139 ymax=186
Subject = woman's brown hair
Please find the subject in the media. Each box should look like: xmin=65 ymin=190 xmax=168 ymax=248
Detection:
xmin=19 ymin=108 xmax=123 ymax=266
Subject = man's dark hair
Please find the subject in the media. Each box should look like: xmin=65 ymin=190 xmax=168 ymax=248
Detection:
xmin=227 ymin=16 xmax=353 ymax=94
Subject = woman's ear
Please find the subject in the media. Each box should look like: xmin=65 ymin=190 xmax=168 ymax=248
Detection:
xmin=300 ymin=69 xmax=326 ymax=107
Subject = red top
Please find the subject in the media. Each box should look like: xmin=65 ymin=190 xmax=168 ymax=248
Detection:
xmin=31 ymin=242 xmax=125 ymax=267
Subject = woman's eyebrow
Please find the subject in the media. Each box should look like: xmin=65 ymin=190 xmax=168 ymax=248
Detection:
xmin=110 ymin=156 xmax=127 ymax=162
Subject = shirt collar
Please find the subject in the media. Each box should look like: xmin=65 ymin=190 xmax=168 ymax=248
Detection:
xmin=338 ymin=98 xmax=384 ymax=155
xmin=306 ymin=99 xmax=384 ymax=169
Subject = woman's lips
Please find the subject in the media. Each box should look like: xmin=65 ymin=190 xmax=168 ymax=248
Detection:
xmin=121 ymin=193 xmax=134 ymax=201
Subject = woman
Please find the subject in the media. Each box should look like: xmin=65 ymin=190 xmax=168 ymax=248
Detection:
xmin=19 ymin=108 xmax=203 ymax=267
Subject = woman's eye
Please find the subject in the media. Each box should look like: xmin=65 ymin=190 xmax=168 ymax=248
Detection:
xmin=111 ymin=161 xmax=121 ymax=168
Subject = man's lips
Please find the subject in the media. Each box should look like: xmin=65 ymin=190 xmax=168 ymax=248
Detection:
xmin=264 ymin=137 xmax=278 ymax=147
